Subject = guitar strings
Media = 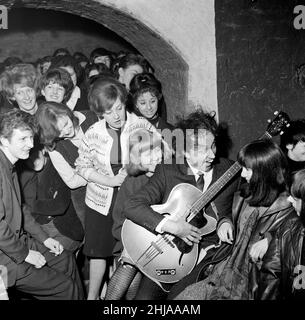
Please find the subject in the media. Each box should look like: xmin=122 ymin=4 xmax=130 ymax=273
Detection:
xmin=136 ymin=203 xmax=197 ymax=268
xmin=137 ymin=235 xmax=175 ymax=267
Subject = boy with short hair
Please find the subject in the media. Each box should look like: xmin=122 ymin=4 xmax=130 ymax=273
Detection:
xmin=0 ymin=109 xmax=84 ymax=300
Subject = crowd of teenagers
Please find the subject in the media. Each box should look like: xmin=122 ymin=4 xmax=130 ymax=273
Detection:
xmin=0 ymin=47 xmax=305 ymax=301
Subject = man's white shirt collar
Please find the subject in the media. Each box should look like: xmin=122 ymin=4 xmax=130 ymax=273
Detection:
xmin=186 ymin=159 xmax=213 ymax=192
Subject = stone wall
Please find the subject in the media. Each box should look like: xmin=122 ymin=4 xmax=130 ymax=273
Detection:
xmin=216 ymin=0 xmax=305 ymax=157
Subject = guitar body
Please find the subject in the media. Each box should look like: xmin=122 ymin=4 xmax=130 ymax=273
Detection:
xmin=122 ymin=183 xmax=217 ymax=284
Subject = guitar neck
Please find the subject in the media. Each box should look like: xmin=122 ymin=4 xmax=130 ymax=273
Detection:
xmin=192 ymin=161 xmax=241 ymax=213
xmin=259 ymin=131 xmax=272 ymax=140
xmin=191 ymin=130 xmax=272 ymax=215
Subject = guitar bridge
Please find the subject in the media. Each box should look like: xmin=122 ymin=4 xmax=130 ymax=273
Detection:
xmin=151 ymin=241 xmax=163 ymax=254
xmin=156 ymin=269 xmax=176 ymax=276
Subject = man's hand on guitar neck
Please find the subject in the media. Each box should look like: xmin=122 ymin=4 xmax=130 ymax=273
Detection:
xmin=161 ymin=218 xmax=202 ymax=246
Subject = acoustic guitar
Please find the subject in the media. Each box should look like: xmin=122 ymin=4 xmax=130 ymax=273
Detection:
xmin=121 ymin=111 xmax=290 ymax=284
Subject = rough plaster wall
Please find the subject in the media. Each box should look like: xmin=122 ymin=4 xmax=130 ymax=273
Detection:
xmin=100 ymin=0 xmax=218 ymax=116
xmin=0 ymin=9 xmax=137 ymax=62
xmin=216 ymin=0 xmax=305 ymax=159
xmin=2 ymin=0 xmax=217 ymax=124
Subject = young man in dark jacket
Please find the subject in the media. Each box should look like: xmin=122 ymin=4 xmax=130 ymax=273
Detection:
xmin=0 ymin=109 xmax=83 ymax=299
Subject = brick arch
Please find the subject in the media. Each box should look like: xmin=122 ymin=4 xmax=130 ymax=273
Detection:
xmin=3 ymin=0 xmax=188 ymax=123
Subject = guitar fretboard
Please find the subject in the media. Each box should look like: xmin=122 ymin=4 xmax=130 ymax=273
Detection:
xmin=190 ymin=162 xmax=241 ymax=217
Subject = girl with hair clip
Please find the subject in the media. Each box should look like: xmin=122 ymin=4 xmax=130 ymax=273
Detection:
xmin=175 ymin=139 xmax=295 ymax=300
xmin=75 ymin=77 xmax=161 ymax=300
xmin=129 ymin=72 xmax=171 ymax=129
xmin=258 ymin=169 xmax=305 ymax=300
xmin=105 ymin=128 xmax=172 ymax=300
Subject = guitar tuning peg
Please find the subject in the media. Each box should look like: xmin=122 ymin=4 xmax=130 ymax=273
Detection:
xmin=267 ymin=119 xmax=271 ymax=123
xmin=286 ymin=123 xmax=290 ymax=127
xmin=280 ymin=131 xmax=284 ymax=135
xmin=274 ymin=111 xmax=279 ymax=115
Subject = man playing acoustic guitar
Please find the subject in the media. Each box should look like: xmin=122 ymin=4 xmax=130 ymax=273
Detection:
xmin=123 ymin=110 xmax=240 ymax=299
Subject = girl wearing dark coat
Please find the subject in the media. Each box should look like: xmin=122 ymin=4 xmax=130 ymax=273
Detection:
xmin=175 ymin=139 xmax=295 ymax=300
xmin=258 ymin=169 xmax=305 ymax=300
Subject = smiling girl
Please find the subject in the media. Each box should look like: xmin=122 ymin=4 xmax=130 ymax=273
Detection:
xmin=129 ymin=73 xmax=172 ymax=131
xmin=1 ymin=63 xmax=39 ymax=115
xmin=35 ymin=101 xmax=99 ymax=229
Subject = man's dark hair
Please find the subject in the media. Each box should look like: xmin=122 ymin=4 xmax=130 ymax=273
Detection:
xmin=53 ymin=48 xmax=71 ymax=57
xmin=0 ymin=109 xmax=35 ymax=141
xmin=176 ymin=109 xmax=218 ymax=136
xmin=174 ymin=109 xmax=218 ymax=155
xmin=291 ymin=169 xmax=305 ymax=226
xmin=280 ymin=119 xmax=305 ymax=153
xmin=90 ymin=47 xmax=112 ymax=64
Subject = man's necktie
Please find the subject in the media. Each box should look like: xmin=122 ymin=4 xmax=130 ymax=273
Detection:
xmin=11 ymin=166 xmax=21 ymax=203
xmin=194 ymin=173 xmax=206 ymax=229
xmin=196 ymin=173 xmax=205 ymax=191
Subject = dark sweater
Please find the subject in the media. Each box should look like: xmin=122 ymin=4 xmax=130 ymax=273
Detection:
xmin=112 ymin=173 xmax=150 ymax=256
xmin=25 ymin=157 xmax=84 ymax=241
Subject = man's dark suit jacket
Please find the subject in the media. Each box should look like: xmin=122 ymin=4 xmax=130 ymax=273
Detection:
xmin=124 ymin=157 xmax=240 ymax=247
xmin=0 ymin=149 xmax=48 ymax=286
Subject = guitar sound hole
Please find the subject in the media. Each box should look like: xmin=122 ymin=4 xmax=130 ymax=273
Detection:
xmin=189 ymin=211 xmax=207 ymax=228
xmin=172 ymin=210 xmax=209 ymax=253
xmin=172 ymin=237 xmax=193 ymax=253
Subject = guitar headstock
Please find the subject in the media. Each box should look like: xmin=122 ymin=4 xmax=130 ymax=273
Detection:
xmin=266 ymin=111 xmax=290 ymax=137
